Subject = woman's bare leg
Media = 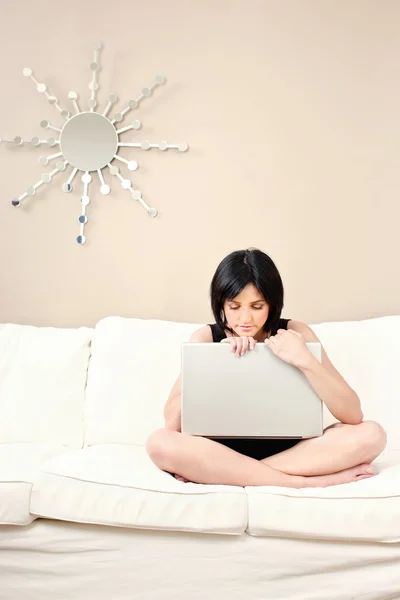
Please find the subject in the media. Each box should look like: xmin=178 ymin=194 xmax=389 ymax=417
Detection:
xmin=263 ymin=421 xmax=387 ymax=476
xmin=146 ymin=429 xmax=375 ymax=488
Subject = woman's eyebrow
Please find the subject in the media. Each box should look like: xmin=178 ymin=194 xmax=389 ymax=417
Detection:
xmin=228 ymin=300 xmax=265 ymax=304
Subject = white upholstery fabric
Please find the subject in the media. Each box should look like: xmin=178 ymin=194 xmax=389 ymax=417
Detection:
xmin=85 ymin=315 xmax=400 ymax=448
xmin=246 ymin=450 xmax=400 ymax=541
xmin=0 ymin=324 xmax=92 ymax=446
xmin=30 ymin=444 xmax=247 ymax=534
xmin=84 ymin=317 xmax=202 ymax=445
xmin=3 ymin=314 xmax=400 ymax=545
xmin=312 ymin=316 xmax=400 ymax=447
xmin=2 ymin=520 xmax=400 ymax=600
xmin=0 ymin=444 xmax=70 ymax=525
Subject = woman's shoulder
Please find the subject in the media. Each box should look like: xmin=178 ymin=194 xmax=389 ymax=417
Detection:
xmin=286 ymin=319 xmax=306 ymax=331
xmin=286 ymin=319 xmax=317 ymax=341
xmin=188 ymin=325 xmax=214 ymax=343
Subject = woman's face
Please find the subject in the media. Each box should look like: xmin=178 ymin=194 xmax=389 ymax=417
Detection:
xmin=223 ymin=283 xmax=269 ymax=340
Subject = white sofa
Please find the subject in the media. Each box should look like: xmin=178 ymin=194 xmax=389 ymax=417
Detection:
xmin=1 ymin=315 xmax=400 ymax=600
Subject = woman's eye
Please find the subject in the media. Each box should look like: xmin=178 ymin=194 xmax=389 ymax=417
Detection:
xmin=228 ymin=306 xmax=263 ymax=310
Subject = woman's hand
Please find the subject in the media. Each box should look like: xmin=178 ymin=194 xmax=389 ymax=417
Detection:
xmin=222 ymin=336 xmax=257 ymax=357
xmin=265 ymin=329 xmax=313 ymax=369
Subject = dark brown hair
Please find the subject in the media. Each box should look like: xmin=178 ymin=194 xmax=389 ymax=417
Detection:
xmin=210 ymin=248 xmax=284 ymax=336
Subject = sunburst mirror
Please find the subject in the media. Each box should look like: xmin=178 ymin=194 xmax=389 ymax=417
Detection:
xmin=0 ymin=42 xmax=189 ymax=244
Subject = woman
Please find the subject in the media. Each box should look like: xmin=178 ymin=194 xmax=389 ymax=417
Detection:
xmin=146 ymin=248 xmax=386 ymax=488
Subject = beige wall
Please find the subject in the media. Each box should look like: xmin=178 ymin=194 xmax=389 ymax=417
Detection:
xmin=0 ymin=0 xmax=399 ymax=328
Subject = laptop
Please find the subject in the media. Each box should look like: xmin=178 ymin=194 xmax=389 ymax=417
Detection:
xmin=181 ymin=342 xmax=323 ymax=439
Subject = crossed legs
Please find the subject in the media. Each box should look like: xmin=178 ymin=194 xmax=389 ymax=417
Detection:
xmin=146 ymin=421 xmax=386 ymax=488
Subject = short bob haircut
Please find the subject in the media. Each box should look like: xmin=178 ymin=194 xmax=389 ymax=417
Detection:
xmin=210 ymin=248 xmax=284 ymax=337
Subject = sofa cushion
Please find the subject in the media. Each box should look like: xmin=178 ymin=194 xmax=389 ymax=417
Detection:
xmin=246 ymin=450 xmax=400 ymax=542
xmin=85 ymin=315 xmax=400 ymax=448
xmin=0 ymin=324 xmax=92 ymax=446
xmin=0 ymin=444 xmax=70 ymax=525
xmin=30 ymin=444 xmax=247 ymax=535
xmin=84 ymin=317 xmax=202 ymax=445
xmin=312 ymin=316 xmax=400 ymax=449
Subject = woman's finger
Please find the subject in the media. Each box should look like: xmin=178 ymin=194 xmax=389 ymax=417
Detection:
xmin=269 ymin=338 xmax=278 ymax=351
xmin=234 ymin=337 xmax=243 ymax=357
xmin=227 ymin=337 xmax=239 ymax=354
xmin=240 ymin=336 xmax=250 ymax=355
xmin=234 ymin=337 xmax=242 ymax=356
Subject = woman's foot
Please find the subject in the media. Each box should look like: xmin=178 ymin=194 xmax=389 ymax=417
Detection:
xmin=306 ymin=463 xmax=375 ymax=488
xmin=174 ymin=474 xmax=191 ymax=483
xmin=172 ymin=463 xmax=375 ymax=487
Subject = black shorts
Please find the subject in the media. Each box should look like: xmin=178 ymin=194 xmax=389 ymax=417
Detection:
xmin=214 ymin=438 xmax=301 ymax=461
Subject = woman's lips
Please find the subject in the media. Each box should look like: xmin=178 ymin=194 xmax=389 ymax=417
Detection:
xmin=239 ymin=325 xmax=253 ymax=329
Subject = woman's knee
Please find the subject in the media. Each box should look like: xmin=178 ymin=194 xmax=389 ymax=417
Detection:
xmin=145 ymin=428 xmax=176 ymax=467
xmin=358 ymin=420 xmax=387 ymax=459
xmin=327 ymin=420 xmax=386 ymax=461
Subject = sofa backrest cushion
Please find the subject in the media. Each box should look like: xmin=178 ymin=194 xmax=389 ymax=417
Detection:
xmin=85 ymin=315 xmax=400 ymax=450
xmin=312 ymin=316 xmax=400 ymax=448
xmin=0 ymin=323 xmax=92 ymax=447
xmin=84 ymin=317 xmax=201 ymax=446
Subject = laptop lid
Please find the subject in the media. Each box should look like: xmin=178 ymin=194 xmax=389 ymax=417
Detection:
xmin=181 ymin=342 xmax=323 ymax=439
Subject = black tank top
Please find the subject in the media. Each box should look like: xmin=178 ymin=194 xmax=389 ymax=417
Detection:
xmin=208 ymin=318 xmax=291 ymax=343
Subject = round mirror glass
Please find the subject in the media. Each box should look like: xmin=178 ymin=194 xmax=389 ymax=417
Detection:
xmin=60 ymin=112 xmax=118 ymax=172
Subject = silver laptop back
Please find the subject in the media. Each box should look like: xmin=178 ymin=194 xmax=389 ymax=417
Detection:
xmin=181 ymin=342 xmax=323 ymax=439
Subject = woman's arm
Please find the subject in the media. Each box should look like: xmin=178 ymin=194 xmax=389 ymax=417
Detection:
xmin=163 ymin=325 xmax=213 ymax=431
xmin=288 ymin=320 xmax=363 ymax=425
xmin=164 ymin=376 xmax=182 ymax=431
